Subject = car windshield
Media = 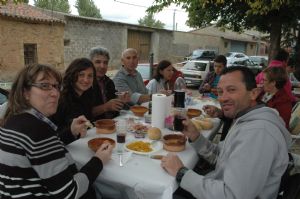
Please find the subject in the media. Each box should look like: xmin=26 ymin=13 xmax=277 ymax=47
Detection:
xmin=136 ymin=65 xmax=150 ymax=79
xmin=192 ymin=50 xmax=204 ymax=57
xmin=183 ymin=62 xmax=207 ymax=71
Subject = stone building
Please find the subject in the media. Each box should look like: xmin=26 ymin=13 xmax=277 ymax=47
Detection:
xmin=0 ymin=3 xmax=269 ymax=82
xmin=0 ymin=3 xmax=65 ymax=81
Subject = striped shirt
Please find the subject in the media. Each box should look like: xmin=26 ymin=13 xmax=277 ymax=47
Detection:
xmin=0 ymin=112 xmax=102 ymax=198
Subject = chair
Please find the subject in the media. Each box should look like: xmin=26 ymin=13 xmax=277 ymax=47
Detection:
xmin=277 ymin=153 xmax=300 ymax=199
xmin=289 ymin=102 xmax=300 ymax=145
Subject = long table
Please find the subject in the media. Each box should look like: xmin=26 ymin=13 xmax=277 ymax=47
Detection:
xmin=66 ymin=98 xmax=221 ymax=199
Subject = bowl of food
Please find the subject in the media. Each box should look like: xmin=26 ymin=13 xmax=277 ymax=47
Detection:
xmin=163 ymin=134 xmax=186 ymax=152
xmin=88 ymin=137 xmax=115 ymax=152
xmin=94 ymin=119 xmax=116 ymax=134
xmin=130 ymin=106 xmax=149 ymax=117
xmin=187 ymin=108 xmax=202 ymax=119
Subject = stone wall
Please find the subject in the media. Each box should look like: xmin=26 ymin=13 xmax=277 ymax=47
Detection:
xmin=64 ymin=17 xmax=127 ymax=70
xmin=64 ymin=17 xmax=177 ymax=69
xmin=0 ymin=18 xmax=64 ymax=81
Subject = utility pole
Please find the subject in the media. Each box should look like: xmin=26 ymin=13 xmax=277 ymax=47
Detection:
xmin=173 ymin=9 xmax=176 ymax=31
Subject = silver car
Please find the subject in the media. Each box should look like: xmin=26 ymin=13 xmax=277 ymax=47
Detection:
xmin=180 ymin=60 xmax=213 ymax=87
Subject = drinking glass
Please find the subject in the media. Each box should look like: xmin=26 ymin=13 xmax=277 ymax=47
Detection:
xmin=116 ymin=119 xmax=127 ymax=153
xmin=173 ymin=108 xmax=187 ymax=132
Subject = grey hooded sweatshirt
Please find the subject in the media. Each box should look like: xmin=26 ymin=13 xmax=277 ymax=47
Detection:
xmin=181 ymin=106 xmax=291 ymax=199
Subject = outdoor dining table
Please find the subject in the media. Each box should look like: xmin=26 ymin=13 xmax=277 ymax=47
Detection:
xmin=66 ymin=97 xmax=221 ymax=199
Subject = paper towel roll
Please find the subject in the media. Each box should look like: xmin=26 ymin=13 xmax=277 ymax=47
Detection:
xmin=151 ymin=94 xmax=167 ymax=129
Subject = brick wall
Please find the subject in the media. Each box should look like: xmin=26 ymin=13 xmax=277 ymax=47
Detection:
xmin=0 ymin=18 xmax=64 ymax=81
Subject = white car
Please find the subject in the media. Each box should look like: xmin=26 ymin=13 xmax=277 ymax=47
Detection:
xmin=226 ymin=52 xmax=249 ymax=66
xmin=180 ymin=60 xmax=213 ymax=86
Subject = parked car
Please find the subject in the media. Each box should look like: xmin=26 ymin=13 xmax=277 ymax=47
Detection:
xmin=136 ymin=63 xmax=184 ymax=87
xmin=180 ymin=60 xmax=213 ymax=87
xmin=249 ymin=56 xmax=268 ymax=69
xmin=184 ymin=49 xmax=216 ymax=61
xmin=0 ymin=87 xmax=9 ymax=105
xmin=226 ymin=52 xmax=249 ymax=66
xmin=230 ymin=59 xmax=263 ymax=75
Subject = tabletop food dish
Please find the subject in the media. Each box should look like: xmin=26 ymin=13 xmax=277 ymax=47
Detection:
xmin=130 ymin=105 xmax=149 ymax=117
xmin=88 ymin=137 xmax=116 ymax=152
xmin=187 ymin=108 xmax=202 ymax=118
xmin=94 ymin=119 xmax=116 ymax=134
xmin=125 ymin=140 xmax=163 ymax=155
xmin=163 ymin=134 xmax=186 ymax=152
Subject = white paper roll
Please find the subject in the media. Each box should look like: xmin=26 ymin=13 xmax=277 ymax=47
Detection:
xmin=151 ymin=94 xmax=167 ymax=129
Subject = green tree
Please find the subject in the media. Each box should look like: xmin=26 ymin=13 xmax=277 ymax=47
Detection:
xmin=75 ymin=0 xmax=101 ymax=19
xmin=138 ymin=13 xmax=165 ymax=29
xmin=148 ymin=0 xmax=300 ymax=60
xmin=34 ymin=0 xmax=70 ymax=13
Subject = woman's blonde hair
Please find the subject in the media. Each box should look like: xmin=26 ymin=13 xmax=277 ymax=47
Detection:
xmin=4 ymin=64 xmax=62 ymax=122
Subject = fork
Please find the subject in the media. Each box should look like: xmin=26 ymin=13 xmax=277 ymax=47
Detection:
xmin=119 ymin=153 xmax=123 ymax=167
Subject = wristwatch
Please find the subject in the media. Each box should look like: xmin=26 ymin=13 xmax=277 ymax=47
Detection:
xmin=176 ymin=166 xmax=189 ymax=183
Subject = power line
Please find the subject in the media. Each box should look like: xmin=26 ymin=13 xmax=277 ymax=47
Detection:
xmin=113 ymin=0 xmax=186 ymax=13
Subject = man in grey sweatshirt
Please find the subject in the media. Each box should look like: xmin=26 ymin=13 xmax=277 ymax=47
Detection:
xmin=161 ymin=66 xmax=292 ymax=199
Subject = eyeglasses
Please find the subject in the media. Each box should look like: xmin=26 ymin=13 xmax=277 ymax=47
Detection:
xmin=31 ymin=83 xmax=61 ymax=91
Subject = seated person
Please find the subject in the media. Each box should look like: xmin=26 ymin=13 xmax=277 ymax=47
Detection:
xmin=113 ymin=48 xmax=151 ymax=105
xmin=0 ymin=64 xmax=113 ymax=198
xmin=256 ymin=48 xmax=295 ymax=102
xmin=52 ymin=58 xmax=99 ymax=142
xmin=198 ymin=55 xmax=227 ymax=98
xmin=286 ymin=63 xmax=300 ymax=88
xmin=89 ymin=46 xmax=125 ymax=119
xmin=146 ymin=60 xmax=173 ymax=95
xmin=162 ymin=66 xmax=291 ymax=199
xmin=261 ymin=67 xmax=292 ymax=128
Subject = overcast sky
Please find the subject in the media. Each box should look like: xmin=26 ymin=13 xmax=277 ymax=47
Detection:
xmin=30 ymin=0 xmax=192 ymax=31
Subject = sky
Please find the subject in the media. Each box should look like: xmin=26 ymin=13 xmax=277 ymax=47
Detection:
xmin=30 ymin=0 xmax=192 ymax=31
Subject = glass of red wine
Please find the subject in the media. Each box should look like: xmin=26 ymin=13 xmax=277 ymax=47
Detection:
xmin=173 ymin=108 xmax=187 ymax=132
xmin=116 ymin=119 xmax=127 ymax=153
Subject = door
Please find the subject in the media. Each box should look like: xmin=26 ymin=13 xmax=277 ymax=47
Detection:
xmin=127 ymin=30 xmax=151 ymax=62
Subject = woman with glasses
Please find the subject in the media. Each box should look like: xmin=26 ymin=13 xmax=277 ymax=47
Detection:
xmin=52 ymin=58 xmax=98 ymax=143
xmin=0 ymin=64 xmax=113 ymax=198
xmin=261 ymin=66 xmax=292 ymax=128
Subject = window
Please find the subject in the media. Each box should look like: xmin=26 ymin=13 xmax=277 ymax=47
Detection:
xmin=24 ymin=44 xmax=37 ymax=65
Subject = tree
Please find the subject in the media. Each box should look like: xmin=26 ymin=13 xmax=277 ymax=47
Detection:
xmin=34 ymin=0 xmax=71 ymax=13
xmin=75 ymin=0 xmax=101 ymax=19
xmin=138 ymin=13 xmax=165 ymax=29
xmin=148 ymin=0 xmax=300 ymax=60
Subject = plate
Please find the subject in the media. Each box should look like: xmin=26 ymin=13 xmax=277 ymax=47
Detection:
xmin=124 ymin=139 xmax=163 ymax=155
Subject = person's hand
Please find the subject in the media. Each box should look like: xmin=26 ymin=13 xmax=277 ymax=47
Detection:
xmin=159 ymin=89 xmax=172 ymax=96
xmin=203 ymin=105 xmax=223 ymax=118
xmin=123 ymin=91 xmax=131 ymax=103
xmin=70 ymin=115 xmax=89 ymax=138
xmin=95 ymin=143 xmax=113 ymax=164
xmin=203 ymin=83 xmax=211 ymax=91
xmin=161 ymin=153 xmax=184 ymax=176
xmin=105 ymin=99 xmax=124 ymax=111
xmin=182 ymin=119 xmax=200 ymax=142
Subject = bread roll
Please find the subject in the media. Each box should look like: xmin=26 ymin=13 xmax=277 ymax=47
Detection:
xmin=191 ymin=120 xmax=202 ymax=131
xmin=192 ymin=118 xmax=213 ymax=130
xmin=147 ymin=127 xmax=162 ymax=140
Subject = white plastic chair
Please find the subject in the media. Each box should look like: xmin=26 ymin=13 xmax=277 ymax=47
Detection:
xmin=289 ymin=102 xmax=300 ymax=146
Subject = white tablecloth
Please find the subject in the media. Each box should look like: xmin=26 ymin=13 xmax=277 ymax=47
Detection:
xmin=66 ymin=98 xmax=221 ymax=199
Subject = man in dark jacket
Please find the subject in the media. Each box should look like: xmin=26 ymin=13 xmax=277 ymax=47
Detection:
xmin=90 ymin=46 xmax=124 ymax=119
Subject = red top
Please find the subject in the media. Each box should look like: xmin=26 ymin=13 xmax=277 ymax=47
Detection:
xmin=265 ymin=88 xmax=292 ymax=129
